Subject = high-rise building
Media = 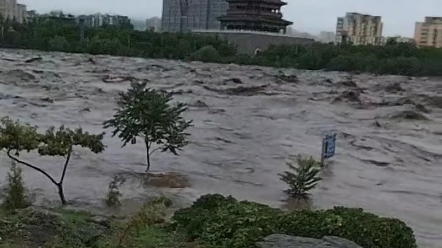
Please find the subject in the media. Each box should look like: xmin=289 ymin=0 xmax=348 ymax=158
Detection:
xmin=77 ymin=14 xmax=131 ymax=28
xmin=414 ymin=17 xmax=442 ymax=48
xmin=217 ymin=0 xmax=292 ymax=33
xmin=335 ymin=12 xmax=383 ymax=45
xmin=161 ymin=0 xmax=228 ymax=32
xmin=15 ymin=3 xmax=26 ymax=23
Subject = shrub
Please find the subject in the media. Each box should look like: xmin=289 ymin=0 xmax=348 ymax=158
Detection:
xmin=104 ymin=174 xmax=126 ymax=207
xmin=279 ymin=156 xmax=321 ymax=198
xmin=115 ymin=196 xmax=173 ymax=247
xmin=2 ymin=161 xmax=31 ymax=210
xmin=189 ymin=45 xmax=220 ymax=62
xmin=173 ymin=194 xmax=417 ymax=248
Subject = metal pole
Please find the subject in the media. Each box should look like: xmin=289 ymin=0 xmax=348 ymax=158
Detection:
xmin=320 ymin=137 xmax=325 ymax=167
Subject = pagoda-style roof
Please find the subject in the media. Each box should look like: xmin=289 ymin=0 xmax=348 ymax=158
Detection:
xmin=217 ymin=15 xmax=293 ymax=26
xmin=225 ymin=0 xmax=288 ymax=6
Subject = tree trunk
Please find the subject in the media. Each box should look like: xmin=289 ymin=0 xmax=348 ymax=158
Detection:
xmin=145 ymin=140 xmax=151 ymax=172
xmin=57 ymin=183 xmax=67 ymax=205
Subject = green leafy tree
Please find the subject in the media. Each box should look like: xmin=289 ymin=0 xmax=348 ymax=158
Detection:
xmin=48 ymin=35 xmax=71 ymax=51
xmin=279 ymin=155 xmax=322 ymax=198
xmin=190 ymin=45 xmax=220 ymax=62
xmin=0 ymin=116 xmax=105 ymax=205
xmin=103 ymin=82 xmax=193 ymax=172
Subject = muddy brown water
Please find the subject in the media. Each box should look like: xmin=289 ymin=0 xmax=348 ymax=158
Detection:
xmin=0 ymin=49 xmax=441 ymax=247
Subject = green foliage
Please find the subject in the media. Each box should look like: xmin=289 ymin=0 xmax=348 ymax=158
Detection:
xmin=190 ymin=45 xmax=221 ymax=62
xmin=279 ymin=156 xmax=322 ymax=198
xmin=173 ymin=194 xmax=417 ymax=248
xmin=0 ymin=116 xmax=105 ymax=205
xmin=2 ymin=14 xmax=442 ymax=76
xmin=113 ymin=196 xmax=173 ymax=248
xmin=103 ymin=82 xmax=192 ymax=171
xmin=2 ymin=161 xmax=31 ymax=210
xmin=48 ymin=35 xmax=71 ymax=52
xmin=104 ymin=174 xmax=126 ymax=207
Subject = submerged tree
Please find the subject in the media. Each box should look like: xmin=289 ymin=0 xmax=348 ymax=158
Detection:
xmin=0 ymin=116 xmax=105 ymax=205
xmin=279 ymin=155 xmax=322 ymax=199
xmin=103 ymin=82 xmax=192 ymax=172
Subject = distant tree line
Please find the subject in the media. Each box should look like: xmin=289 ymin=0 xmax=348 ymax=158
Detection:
xmin=1 ymin=14 xmax=442 ymax=76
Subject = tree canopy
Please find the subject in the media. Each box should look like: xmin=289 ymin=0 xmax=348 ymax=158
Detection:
xmin=103 ymin=82 xmax=192 ymax=171
xmin=0 ymin=116 xmax=105 ymax=204
xmin=1 ymin=14 xmax=442 ymax=76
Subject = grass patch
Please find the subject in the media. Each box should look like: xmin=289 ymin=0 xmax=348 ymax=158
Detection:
xmin=0 ymin=204 xmax=207 ymax=248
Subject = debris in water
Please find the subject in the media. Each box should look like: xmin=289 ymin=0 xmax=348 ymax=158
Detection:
xmin=25 ymin=57 xmax=42 ymax=63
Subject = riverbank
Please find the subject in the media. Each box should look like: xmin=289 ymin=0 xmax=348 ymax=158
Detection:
xmin=2 ymin=18 xmax=442 ymax=76
xmin=0 ymin=194 xmax=417 ymax=248
xmin=0 ymin=197 xmax=206 ymax=248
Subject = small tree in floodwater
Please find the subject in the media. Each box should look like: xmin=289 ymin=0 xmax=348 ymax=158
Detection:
xmin=279 ymin=155 xmax=322 ymax=199
xmin=103 ymin=82 xmax=192 ymax=172
xmin=0 ymin=116 xmax=105 ymax=205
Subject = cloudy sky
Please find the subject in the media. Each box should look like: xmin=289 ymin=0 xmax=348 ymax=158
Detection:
xmin=20 ymin=0 xmax=439 ymax=37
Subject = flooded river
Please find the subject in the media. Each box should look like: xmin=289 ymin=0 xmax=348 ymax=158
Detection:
xmin=0 ymin=49 xmax=441 ymax=247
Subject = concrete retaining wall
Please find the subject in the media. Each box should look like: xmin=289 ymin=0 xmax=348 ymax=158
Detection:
xmin=192 ymin=30 xmax=315 ymax=54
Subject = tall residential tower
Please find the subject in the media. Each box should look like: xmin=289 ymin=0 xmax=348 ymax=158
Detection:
xmin=161 ymin=0 xmax=228 ymax=32
xmin=414 ymin=17 xmax=442 ymax=48
xmin=335 ymin=12 xmax=383 ymax=45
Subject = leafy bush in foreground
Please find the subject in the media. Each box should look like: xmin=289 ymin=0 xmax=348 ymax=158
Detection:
xmin=173 ymin=194 xmax=417 ymax=248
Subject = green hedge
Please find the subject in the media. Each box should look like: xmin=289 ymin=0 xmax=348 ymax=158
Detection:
xmin=172 ymin=194 xmax=417 ymax=248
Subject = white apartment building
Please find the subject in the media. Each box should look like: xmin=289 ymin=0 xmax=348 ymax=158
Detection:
xmin=335 ymin=12 xmax=383 ymax=45
xmin=0 ymin=0 xmax=26 ymax=22
xmin=15 ymin=3 xmax=26 ymax=23
xmin=414 ymin=17 xmax=442 ymax=48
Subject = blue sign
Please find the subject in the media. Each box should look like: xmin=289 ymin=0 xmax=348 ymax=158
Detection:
xmin=322 ymin=134 xmax=336 ymax=159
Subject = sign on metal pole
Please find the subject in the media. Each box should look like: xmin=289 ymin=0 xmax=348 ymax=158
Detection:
xmin=321 ymin=133 xmax=337 ymax=166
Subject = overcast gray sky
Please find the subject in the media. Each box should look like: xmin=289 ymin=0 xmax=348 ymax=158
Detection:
xmin=20 ymin=0 xmax=439 ymax=37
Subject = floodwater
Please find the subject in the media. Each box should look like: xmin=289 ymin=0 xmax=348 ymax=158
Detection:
xmin=0 ymin=49 xmax=441 ymax=247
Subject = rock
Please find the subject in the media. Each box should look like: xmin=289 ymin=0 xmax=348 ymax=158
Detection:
xmin=256 ymin=234 xmax=362 ymax=248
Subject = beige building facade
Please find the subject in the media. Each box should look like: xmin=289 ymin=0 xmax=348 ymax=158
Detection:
xmin=335 ymin=12 xmax=383 ymax=45
xmin=414 ymin=17 xmax=442 ymax=48
xmin=0 ymin=0 xmax=26 ymax=22
xmin=15 ymin=3 xmax=26 ymax=23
